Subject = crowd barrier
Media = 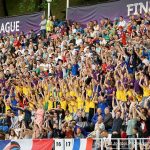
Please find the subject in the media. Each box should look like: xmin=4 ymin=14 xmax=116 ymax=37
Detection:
xmin=0 ymin=138 xmax=150 ymax=150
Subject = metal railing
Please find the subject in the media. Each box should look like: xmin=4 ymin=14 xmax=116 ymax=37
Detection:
xmin=92 ymin=138 xmax=150 ymax=150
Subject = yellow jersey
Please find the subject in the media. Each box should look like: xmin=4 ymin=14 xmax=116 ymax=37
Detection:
xmin=60 ymin=100 xmax=67 ymax=111
xmin=143 ymin=87 xmax=150 ymax=97
xmin=77 ymin=97 xmax=84 ymax=109
xmin=86 ymin=89 xmax=92 ymax=97
xmin=84 ymin=100 xmax=90 ymax=113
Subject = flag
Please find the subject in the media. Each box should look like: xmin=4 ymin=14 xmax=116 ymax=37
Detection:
xmin=32 ymin=139 xmax=54 ymax=150
xmin=73 ymin=138 xmax=93 ymax=150
xmin=0 ymin=138 xmax=93 ymax=150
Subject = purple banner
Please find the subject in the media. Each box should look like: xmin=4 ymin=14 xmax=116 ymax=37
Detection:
xmin=0 ymin=11 xmax=44 ymax=35
xmin=67 ymin=0 xmax=149 ymax=24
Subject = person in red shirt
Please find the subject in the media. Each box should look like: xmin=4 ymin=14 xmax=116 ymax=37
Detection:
xmin=102 ymin=63 xmax=107 ymax=74
xmin=65 ymin=126 xmax=73 ymax=138
xmin=118 ymin=26 xmax=126 ymax=45
xmin=13 ymin=37 xmax=21 ymax=47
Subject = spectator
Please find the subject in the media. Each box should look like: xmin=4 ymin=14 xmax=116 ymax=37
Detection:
xmin=74 ymin=127 xmax=84 ymax=138
xmin=92 ymin=108 xmax=103 ymax=125
xmin=117 ymin=16 xmax=126 ymax=27
xmin=8 ymin=129 xmax=18 ymax=140
xmin=46 ymin=16 xmax=54 ymax=33
xmin=0 ymin=95 xmax=5 ymax=114
xmin=40 ymin=15 xmax=47 ymax=39
xmin=103 ymin=107 xmax=113 ymax=130
xmin=126 ymin=104 xmax=137 ymax=138
xmin=112 ymin=109 xmax=124 ymax=138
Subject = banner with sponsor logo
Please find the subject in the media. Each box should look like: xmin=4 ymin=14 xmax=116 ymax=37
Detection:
xmin=0 ymin=11 xmax=44 ymax=35
xmin=67 ymin=0 xmax=149 ymax=24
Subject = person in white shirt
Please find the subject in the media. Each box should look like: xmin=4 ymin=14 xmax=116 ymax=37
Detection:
xmin=118 ymin=16 xmax=126 ymax=27
xmin=99 ymin=37 xmax=107 ymax=45
xmin=142 ymin=57 xmax=149 ymax=66
xmin=85 ymin=47 xmax=92 ymax=58
xmin=72 ymin=24 xmax=77 ymax=34
xmin=39 ymin=15 xmax=47 ymax=38
xmin=76 ymin=34 xmax=83 ymax=46
xmin=95 ymin=116 xmax=105 ymax=132
xmin=88 ymin=115 xmax=105 ymax=138
xmin=10 ymin=113 xmax=19 ymax=129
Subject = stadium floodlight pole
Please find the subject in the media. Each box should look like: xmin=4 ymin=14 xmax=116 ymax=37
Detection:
xmin=66 ymin=0 xmax=69 ymax=8
xmin=66 ymin=0 xmax=69 ymax=19
xmin=47 ymin=0 xmax=52 ymax=18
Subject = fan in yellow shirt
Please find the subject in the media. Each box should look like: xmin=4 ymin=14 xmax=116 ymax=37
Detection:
xmin=64 ymin=110 xmax=73 ymax=122
xmin=143 ymin=86 xmax=150 ymax=97
xmin=70 ymin=90 xmax=76 ymax=97
xmin=86 ymin=85 xmax=93 ymax=98
xmin=88 ymin=95 xmax=96 ymax=122
xmin=77 ymin=96 xmax=84 ymax=110
xmin=57 ymin=91 xmax=62 ymax=98
xmin=5 ymin=100 xmax=11 ymax=113
xmin=60 ymin=97 xmax=67 ymax=111
xmin=116 ymin=82 xmax=127 ymax=102
xmin=47 ymin=97 xmax=53 ymax=111
xmin=23 ymin=86 xmax=31 ymax=96
xmin=126 ymin=87 xmax=135 ymax=101
xmin=68 ymin=101 xmax=72 ymax=113
xmin=15 ymin=85 xmax=23 ymax=94
xmin=65 ymin=91 xmax=70 ymax=97
xmin=67 ymin=96 xmax=77 ymax=113
xmin=84 ymin=98 xmax=90 ymax=113
xmin=46 ymin=17 xmax=54 ymax=32
xmin=43 ymin=85 xmax=48 ymax=91
xmin=139 ymin=77 xmax=150 ymax=100
xmin=76 ymin=91 xmax=84 ymax=110
xmin=42 ymin=90 xmax=53 ymax=111
xmin=28 ymin=99 xmax=36 ymax=110
xmin=72 ymin=97 xmax=78 ymax=113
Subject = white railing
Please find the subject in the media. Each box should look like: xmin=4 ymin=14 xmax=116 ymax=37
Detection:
xmin=93 ymin=138 xmax=150 ymax=150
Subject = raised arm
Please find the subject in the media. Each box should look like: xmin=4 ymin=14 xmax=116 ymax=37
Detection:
xmin=136 ymin=108 xmax=146 ymax=120
xmin=139 ymin=75 xmax=144 ymax=88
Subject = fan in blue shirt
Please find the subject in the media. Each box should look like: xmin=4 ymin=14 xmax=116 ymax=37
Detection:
xmin=71 ymin=62 xmax=79 ymax=76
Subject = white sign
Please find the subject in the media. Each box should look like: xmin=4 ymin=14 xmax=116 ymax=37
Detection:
xmin=65 ymin=139 xmax=73 ymax=150
xmin=55 ymin=139 xmax=64 ymax=150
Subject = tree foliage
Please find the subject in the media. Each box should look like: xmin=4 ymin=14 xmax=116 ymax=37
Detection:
xmin=0 ymin=0 xmax=111 ymax=18
xmin=19 ymin=0 xmax=37 ymax=14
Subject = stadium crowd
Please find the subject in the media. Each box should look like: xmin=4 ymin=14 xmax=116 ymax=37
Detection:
xmin=0 ymin=12 xmax=150 ymax=148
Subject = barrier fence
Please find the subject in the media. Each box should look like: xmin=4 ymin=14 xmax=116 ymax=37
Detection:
xmin=0 ymin=138 xmax=150 ymax=150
